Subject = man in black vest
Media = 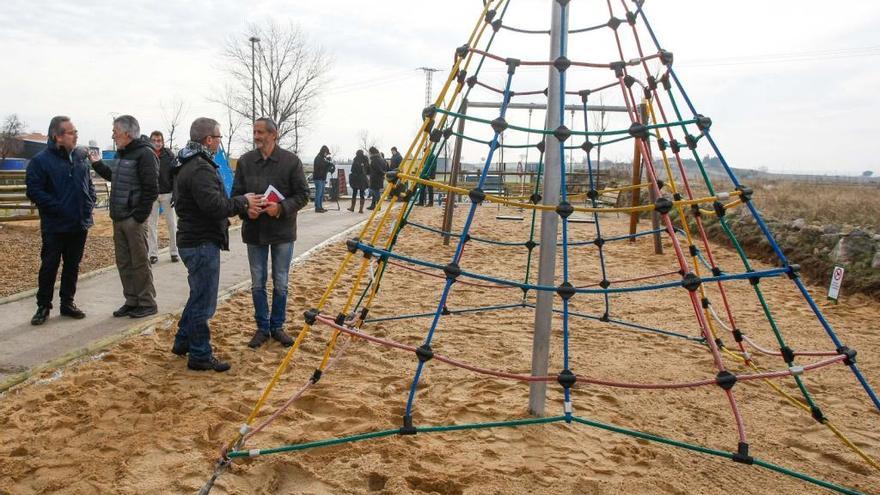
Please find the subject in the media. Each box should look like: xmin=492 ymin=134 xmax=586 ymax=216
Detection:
xmin=88 ymin=115 xmax=159 ymax=319
xmin=25 ymin=116 xmax=95 ymax=325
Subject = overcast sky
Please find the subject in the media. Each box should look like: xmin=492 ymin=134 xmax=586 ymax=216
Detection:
xmin=2 ymin=1 xmax=878 ymax=176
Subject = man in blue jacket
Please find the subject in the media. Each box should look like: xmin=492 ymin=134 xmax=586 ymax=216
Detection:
xmin=25 ymin=116 xmax=96 ymax=325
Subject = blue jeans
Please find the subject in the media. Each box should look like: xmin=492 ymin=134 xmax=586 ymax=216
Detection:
xmin=247 ymin=242 xmax=294 ymax=334
xmin=314 ymin=179 xmax=325 ymax=210
xmin=174 ymin=243 xmax=221 ymax=362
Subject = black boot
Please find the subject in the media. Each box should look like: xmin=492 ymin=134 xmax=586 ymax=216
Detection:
xmin=347 ymin=197 xmax=355 ymax=212
xmin=358 ymin=197 xmax=365 ymax=213
xmin=31 ymin=305 xmax=50 ymax=326
xmin=60 ymin=302 xmax=86 ymax=319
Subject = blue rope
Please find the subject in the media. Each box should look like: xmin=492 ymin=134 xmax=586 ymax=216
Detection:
xmin=404 ymin=68 xmax=518 ymax=418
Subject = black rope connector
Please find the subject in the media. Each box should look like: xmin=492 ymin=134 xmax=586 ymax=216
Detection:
xmin=556 ymin=201 xmax=574 ymax=219
xmin=529 ymin=193 xmax=542 ymax=204
xmin=628 ymin=122 xmax=649 ymax=140
xmin=443 ymin=262 xmax=461 ymax=281
xmin=536 ymin=139 xmax=546 ymax=153
xmin=837 ymin=346 xmax=857 ymax=366
xmin=557 ymin=369 xmax=577 ymax=389
xmin=505 ymin=57 xmax=521 ymax=74
xmin=599 ymin=279 xmax=610 ymax=289
xmin=780 ymin=346 xmax=795 ymax=364
xmin=673 ymin=192 xmax=682 ymax=202
xmin=391 ymin=181 xmax=406 ymax=198
xmin=732 ymin=328 xmax=743 ymax=343
xmin=660 ymin=73 xmax=672 ymax=90
xmin=657 ymin=138 xmax=667 ymax=151
xmin=669 ymin=139 xmax=681 ymax=154
xmin=456 ymin=69 xmax=467 ymax=85
xmin=681 ymin=272 xmax=702 ymax=292
xmin=360 ymin=307 xmax=369 ymax=321
xmin=443 ymin=127 xmax=454 ymax=140
xmin=735 ymin=185 xmax=753 ymax=203
xmin=455 ymin=44 xmax=470 ymax=59
xmin=647 ymin=75 xmax=658 ymax=91
xmin=553 ymin=125 xmax=571 ymax=142
xmin=659 ymin=49 xmax=674 ymax=66
xmin=747 ymin=270 xmax=760 ymax=286
xmin=303 ymin=308 xmax=319 ymax=325
xmin=715 ymin=337 xmax=725 ymax=349
xmin=690 ymin=204 xmax=702 ymax=218
xmin=623 ymin=74 xmax=637 ymax=88
xmin=685 ymin=134 xmax=699 ymax=150
xmin=594 ymin=237 xmax=605 ymax=248
xmin=581 ymin=140 xmax=594 ymax=153
xmin=334 ymin=313 xmax=346 ymax=327
xmin=310 ymin=369 xmax=323 ymax=384
xmin=416 ymin=344 xmax=434 ymax=363
xmin=578 ymin=89 xmax=591 ymax=102
xmin=626 ymin=11 xmax=637 ymax=25
xmin=715 ymin=370 xmax=737 ymax=390
xmin=385 ymin=170 xmax=399 ymax=183
xmin=711 ymin=266 xmax=722 ymax=277
xmin=553 ymin=56 xmax=571 ymax=73
xmin=656 ymin=179 xmax=665 ymax=190
xmin=466 ymin=75 xmax=478 ymax=88
xmin=422 ymin=104 xmax=437 ymax=121
xmin=786 ymin=264 xmax=801 ymax=280
xmin=599 ymin=312 xmax=610 ymax=322
xmin=732 ymin=442 xmax=753 ymax=465
xmin=689 ymin=245 xmax=698 ymax=257
xmin=811 ymin=406 xmax=826 ymax=423
xmin=556 ymin=282 xmax=576 ymax=300
xmin=401 ymin=414 xmax=417 ymax=435
xmin=346 ymin=237 xmax=360 ymax=254
xmin=654 ymin=197 xmax=673 ymax=215
xmin=490 ymin=117 xmax=508 ymax=134
xmin=695 ymin=114 xmax=713 ymax=131
xmin=607 ymin=16 xmax=622 ymax=30
xmin=700 ymin=297 xmax=710 ymax=309
xmin=524 ymin=240 xmax=537 ymax=251
xmin=609 ymin=60 xmax=627 ymax=77
xmin=491 ymin=19 xmax=503 ymax=32
xmin=713 ymin=200 xmax=726 ymax=219
xmin=468 ymin=187 xmax=486 ymax=204
xmin=587 ymin=189 xmax=599 ymax=201
xmin=441 ymin=305 xmax=451 ymax=315
xmin=484 ymin=8 xmax=496 ymax=22
xmin=429 ymin=128 xmax=442 ymax=143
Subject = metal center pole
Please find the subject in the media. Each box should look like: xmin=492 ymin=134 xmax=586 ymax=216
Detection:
xmin=529 ymin=0 xmax=567 ymax=417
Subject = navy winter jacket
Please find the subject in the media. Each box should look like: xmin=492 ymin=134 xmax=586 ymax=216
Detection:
xmin=25 ymin=140 xmax=96 ymax=233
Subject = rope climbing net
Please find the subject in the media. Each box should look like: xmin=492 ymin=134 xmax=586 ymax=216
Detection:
xmin=199 ymin=2 xmax=880 ymax=494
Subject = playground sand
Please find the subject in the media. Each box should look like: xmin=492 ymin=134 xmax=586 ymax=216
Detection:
xmin=1 ymin=206 xmax=878 ymax=494
xmin=0 ymin=211 xmax=169 ymax=298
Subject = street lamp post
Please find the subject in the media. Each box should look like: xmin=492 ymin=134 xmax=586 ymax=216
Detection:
xmin=248 ymin=36 xmax=260 ymax=147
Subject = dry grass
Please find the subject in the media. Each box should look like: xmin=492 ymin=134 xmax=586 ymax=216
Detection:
xmin=751 ymin=181 xmax=880 ymax=230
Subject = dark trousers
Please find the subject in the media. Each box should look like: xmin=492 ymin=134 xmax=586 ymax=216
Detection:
xmin=174 ymin=242 xmax=221 ymax=362
xmin=37 ymin=230 xmax=88 ymax=308
xmin=113 ymin=217 xmax=156 ymax=308
xmin=368 ymin=188 xmax=380 ymax=209
xmin=418 ymin=185 xmax=434 ymax=206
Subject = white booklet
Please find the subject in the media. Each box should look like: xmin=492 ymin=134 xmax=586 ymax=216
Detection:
xmin=263 ymin=185 xmax=285 ymax=203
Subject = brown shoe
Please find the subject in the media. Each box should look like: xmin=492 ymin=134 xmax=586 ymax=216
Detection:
xmin=270 ymin=329 xmax=294 ymax=347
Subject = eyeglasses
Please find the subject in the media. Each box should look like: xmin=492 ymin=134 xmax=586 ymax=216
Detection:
xmin=211 ymin=135 xmax=223 ymax=139
xmin=63 ymin=130 xmax=79 ymax=136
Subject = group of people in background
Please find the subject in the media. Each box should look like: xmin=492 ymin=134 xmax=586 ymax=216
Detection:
xmin=26 ymin=114 xmax=309 ymax=372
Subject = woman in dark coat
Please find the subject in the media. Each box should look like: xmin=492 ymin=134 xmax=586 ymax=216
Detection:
xmin=366 ymin=146 xmax=387 ymax=211
xmin=348 ymin=149 xmax=369 ymax=213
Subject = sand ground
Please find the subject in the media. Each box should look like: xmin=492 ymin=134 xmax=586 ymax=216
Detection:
xmin=0 ymin=205 xmax=877 ymax=495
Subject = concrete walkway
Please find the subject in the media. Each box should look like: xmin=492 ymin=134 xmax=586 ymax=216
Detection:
xmin=0 ymin=207 xmax=367 ymax=389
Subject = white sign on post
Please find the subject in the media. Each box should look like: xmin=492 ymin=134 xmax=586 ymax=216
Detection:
xmin=828 ymin=266 xmax=845 ymax=302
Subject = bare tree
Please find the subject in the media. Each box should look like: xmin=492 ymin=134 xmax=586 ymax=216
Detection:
xmin=591 ymin=94 xmax=610 ymax=189
xmin=357 ymin=129 xmax=378 ymax=152
xmin=212 ymin=84 xmax=245 ymax=156
xmin=220 ymin=21 xmax=331 ymax=152
xmin=0 ymin=114 xmax=26 ymax=164
xmin=161 ymin=99 xmax=187 ymax=150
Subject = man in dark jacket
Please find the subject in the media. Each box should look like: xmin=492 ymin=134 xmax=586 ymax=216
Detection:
xmin=389 ymin=146 xmax=403 ymax=171
xmin=312 ymin=145 xmax=332 ymax=213
xmin=146 ymin=130 xmax=179 ymax=264
xmin=172 ymin=117 xmax=261 ymax=372
xmin=88 ymin=115 xmax=159 ymax=319
xmin=25 ymin=116 xmax=95 ymax=325
xmin=233 ymin=117 xmax=309 ymax=348
xmin=366 ymin=146 xmax=387 ymax=210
